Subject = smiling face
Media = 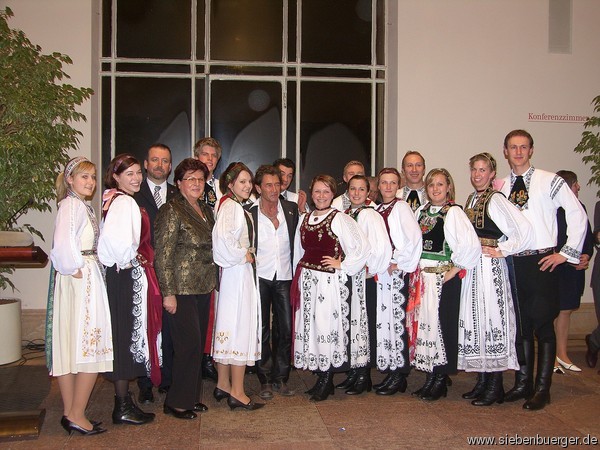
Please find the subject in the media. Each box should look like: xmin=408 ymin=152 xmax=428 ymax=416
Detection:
xmin=343 ymin=164 xmax=365 ymax=183
xmin=229 ymin=170 xmax=253 ymax=201
xmin=68 ymin=167 xmax=96 ymax=199
xmin=348 ymin=177 xmax=369 ymax=208
xmin=196 ymin=145 xmax=220 ymax=177
xmin=113 ymin=163 xmax=143 ymax=195
xmin=427 ymin=173 xmax=451 ymax=206
xmin=311 ymin=181 xmax=334 ymax=210
xmin=402 ymin=154 xmax=425 ymax=188
xmin=378 ymin=173 xmax=400 ymax=203
xmin=277 ymin=165 xmax=294 ymax=191
xmin=470 ymin=160 xmax=496 ymax=192
xmin=144 ymin=146 xmax=172 ymax=184
xmin=503 ymin=136 xmax=533 ymax=175
xmin=177 ymin=169 xmax=205 ymax=203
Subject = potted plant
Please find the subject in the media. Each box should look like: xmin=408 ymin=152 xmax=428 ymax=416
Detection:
xmin=0 ymin=6 xmax=93 ymax=290
xmin=574 ymin=95 xmax=600 ymax=196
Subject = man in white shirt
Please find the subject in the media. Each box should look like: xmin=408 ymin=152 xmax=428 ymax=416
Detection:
xmin=193 ymin=137 xmax=222 ymax=209
xmin=331 ymin=160 xmax=367 ymax=211
xmin=396 ymin=151 xmax=426 ymax=211
xmin=246 ymin=165 xmax=299 ymax=399
xmin=499 ymin=129 xmax=587 ymax=411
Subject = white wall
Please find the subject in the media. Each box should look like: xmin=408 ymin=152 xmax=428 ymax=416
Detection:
xmin=0 ymin=0 xmax=95 ymax=308
xmin=2 ymin=0 xmax=599 ymax=308
xmin=393 ymin=0 xmax=600 ymax=304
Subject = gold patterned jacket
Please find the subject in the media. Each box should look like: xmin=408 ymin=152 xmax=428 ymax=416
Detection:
xmin=154 ymin=193 xmax=217 ymax=296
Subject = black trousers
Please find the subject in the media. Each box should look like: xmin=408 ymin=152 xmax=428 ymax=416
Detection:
xmin=512 ymin=252 xmax=559 ymax=344
xmin=257 ymin=278 xmax=293 ymax=384
xmin=433 ymin=275 xmax=461 ymax=375
xmin=165 ymin=293 xmax=210 ymax=410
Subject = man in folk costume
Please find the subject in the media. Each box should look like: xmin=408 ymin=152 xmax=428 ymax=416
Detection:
xmin=499 ymin=129 xmax=587 ymax=410
xmin=396 ymin=151 xmax=427 ymax=212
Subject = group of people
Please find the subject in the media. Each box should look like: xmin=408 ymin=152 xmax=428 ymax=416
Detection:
xmin=47 ymin=128 xmax=591 ymax=436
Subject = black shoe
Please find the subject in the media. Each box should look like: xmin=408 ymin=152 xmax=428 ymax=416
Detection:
xmin=373 ymin=373 xmax=392 ymax=391
xmin=335 ymin=369 xmax=358 ymax=390
xmin=505 ymin=339 xmax=534 ymax=402
xmin=586 ymin=334 xmax=598 ymax=368
xmin=412 ymin=372 xmax=435 ymax=398
xmin=202 ymin=354 xmax=219 ymax=382
xmin=61 ymin=417 xmax=106 ymax=435
xmin=194 ymin=402 xmax=208 ymax=412
xmin=376 ymin=371 xmax=407 ymax=396
xmin=62 ymin=416 xmax=102 ymax=427
xmin=421 ymin=374 xmax=448 ymax=401
xmin=346 ymin=368 xmax=372 ymax=395
xmin=112 ymin=392 xmax=155 ymax=425
xmin=472 ymin=372 xmax=504 ymax=407
xmin=462 ymin=373 xmax=489 ymax=399
xmin=227 ymin=396 xmax=265 ymax=411
xmin=305 ymin=373 xmax=321 ymax=395
xmin=523 ymin=390 xmax=551 ymax=410
xmin=309 ymin=372 xmax=335 ymax=402
xmin=273 ymin=381 xmax=296 ymax=396
xmin=138 ymin=386 xmax=154 ymax=404
xmin=163 ymin=404 xmax=197 ymax=419
xmin=158 ymin=386 xmax=170 ymax=394
xmin=213 ymin=387 xmax=230 ymax=402
xmin=523 ymin=341 xmax=554 ymax=411
xmin=258 ymin=383 xmax=274 ymax=400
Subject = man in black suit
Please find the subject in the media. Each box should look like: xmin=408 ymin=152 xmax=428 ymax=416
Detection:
xmin=246 ymin=165 xmax=299 ymax=400
xmin=134 ymin=143 xmax=178 ymax=404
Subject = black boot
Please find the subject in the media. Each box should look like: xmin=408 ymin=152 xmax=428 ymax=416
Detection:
xmin=202 ymin=354 xmax=218 ymax=382
xmin=504 ymin=339 xmax=534 ymax=402
xmin=472 ymin=372 xmax=504 ymax=406
xmin=375 ymin=370 xmax=407 ymax=396
xmin=335 ymin=368 xmax=358 ymax=390
xmin=310 ymin=371 xmax=335 ymax=402
xmin=305 ymin=372 xmax=320 ymax=395
xmin=462 ymin=372 xmax=489 ymax=399
xmin=523 ymin=341 xmax=554 ymax=411
xmin=373 ymin=372 xmax=392 ymax=390
xmin=412 ymin=372 xmax=434 ymax=397
xmin=345 ymin=368 xmax=372 ymax=395
xmin=421 ymin=374 xmax=448 ymax=401
xmin=112 ymin=392 xmax=155 ymax=425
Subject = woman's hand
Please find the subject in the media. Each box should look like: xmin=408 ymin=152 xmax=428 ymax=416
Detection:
xmin=321 ymin=255 xmax=342 ymax=270
xmin=163 ymin=295 xmax=177 ymax=314
xmin=443 ymin=267 xmax=461 ymax=284
xmin=246 ymin=251 xmax=255 ymax=264
xmin=387 ymin=263 xmax=398 ymax=275
xmin=482 ymin=245 xmax=503 ymax=258
xmin=573 ymin=253 xmax=590 ymax=271
xmin=72 ymin=269 xmax=83 ymax=279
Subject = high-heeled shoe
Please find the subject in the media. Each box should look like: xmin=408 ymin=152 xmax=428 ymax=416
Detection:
xmin=213 ymin=387 xmax=230 ymax=402
xmin=62 ymin=416 xmax=102 ymax=428
xmin=163 ymin=404 xmax=197 ymax=419
xmin=556 ymin=357 xmax=582 ymax=372
xmin=227 ymin=396 xmax=265 ymax=411
xmin=60 ymin=417 xmax=106 ymax=435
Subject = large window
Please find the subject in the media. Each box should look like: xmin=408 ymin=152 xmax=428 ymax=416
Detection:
xmin=101 ymin=0 xmax=385 ymax=190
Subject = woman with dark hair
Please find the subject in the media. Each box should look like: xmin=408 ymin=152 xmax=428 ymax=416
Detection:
xmin=411 ymin=168 xmax=480 ymax=401
xmin=458 ymin=153 xmax=532 ymax=406
xmin=98 ymin=154 xmax=159 ymax=425
xmin=211 ymin=162 xmax=264 ymax=410
xmin=292 ymin=174 xmax=370 ymax=401
xmin=48 ymin=157 xmax=113 ymax=435
xmin=154 ymin=158 xmax=217 ymax=419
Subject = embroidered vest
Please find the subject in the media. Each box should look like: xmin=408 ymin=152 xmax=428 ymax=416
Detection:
xmin=298 ymin=210 xmax=343 ymax=273
xmin=464 ymin=187 xmax=503 ymax=240
xmin=418 ymin=203 xmax=455 ymax=262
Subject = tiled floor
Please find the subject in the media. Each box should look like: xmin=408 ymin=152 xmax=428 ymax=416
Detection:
xmin=2 ymin=341 xmax=599 ymax=449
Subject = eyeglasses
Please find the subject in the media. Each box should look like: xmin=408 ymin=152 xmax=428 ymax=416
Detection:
xmin=182 ymin=177 xmax=204 ymax=184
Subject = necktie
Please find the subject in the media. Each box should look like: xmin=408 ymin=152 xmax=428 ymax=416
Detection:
xmin=406 ymin=189 xmax=421 ymax=211
xmin=509 ymin=175 xmax=528 ymax=209
xmin=153 ymin=185 xmax=163 ymax=208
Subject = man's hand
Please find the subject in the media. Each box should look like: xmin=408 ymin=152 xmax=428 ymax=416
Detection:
xmin=538 ymin=253 xmax=567 ymax=272
xmin=573 ymin=253 xmax=590 ymax=271
xmin=297 ymin=190 xmax=308 ymax=212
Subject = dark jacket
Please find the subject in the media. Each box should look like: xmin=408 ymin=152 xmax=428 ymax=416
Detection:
xmin=134 ymin=179 xmax=178 ymax=244
xmin=246 ymin=198 xmax=299 ymax=272
xmin=154 ymin=193 xmax=217 ymax=296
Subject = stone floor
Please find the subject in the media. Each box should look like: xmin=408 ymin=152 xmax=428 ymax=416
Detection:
xmin=1 ymin=340 xmax=599 ymax=449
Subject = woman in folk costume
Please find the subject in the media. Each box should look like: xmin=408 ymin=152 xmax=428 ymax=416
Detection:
xmin=411 ymin=168 xmax=480 ymax=401
xmin=292 ymin=174 xmax=370 ymax=402
xmin=335 ymin=175 xmax=392 ymax=395
xmin=212 ymin=162 xmax=264 ymax=411
xmin=47 ymin=157 xmax=113 ymax=436
xmin=458 ymin=153 xmax=532 ymax=406
xmin=98 ymin=154 xmax=161 ymax=426
xmin=372 ymin=168 xmax=422 ymax=395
